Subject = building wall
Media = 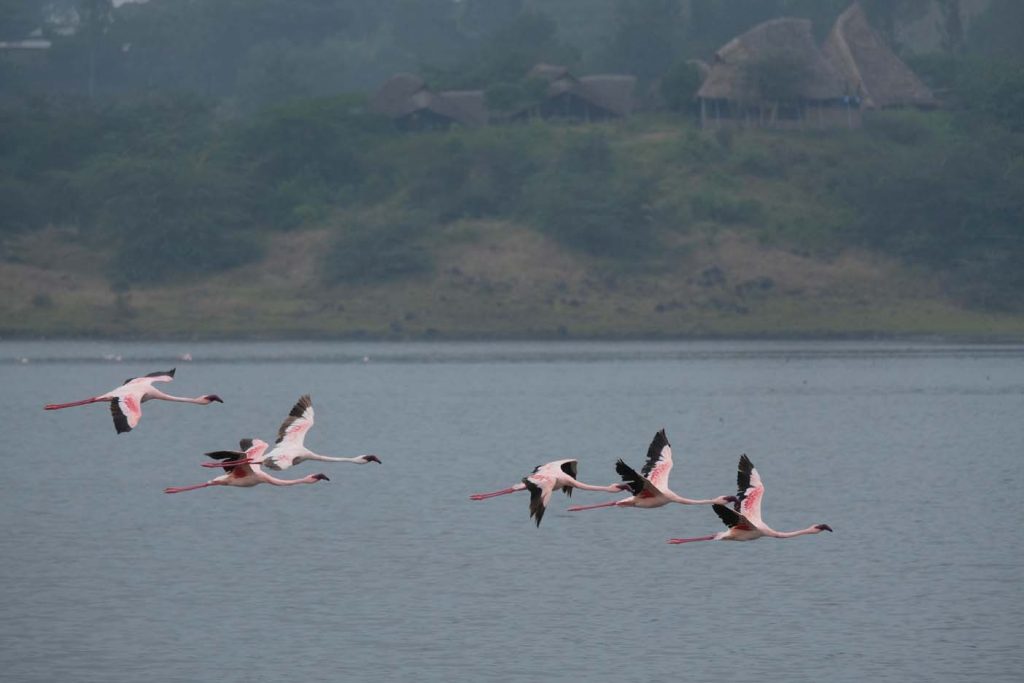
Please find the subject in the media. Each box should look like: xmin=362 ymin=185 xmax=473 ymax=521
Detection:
xmin=699 ymin=99 xmax=862 ymax=130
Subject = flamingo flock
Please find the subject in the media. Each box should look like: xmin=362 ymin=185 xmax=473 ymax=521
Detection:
xmin=471 ymin=429 xmax=833 ymax=544
xmin=45 ymin=369 xmax=381 ymax=494
xmin=45 ymin=367 xmax=831 ymax=547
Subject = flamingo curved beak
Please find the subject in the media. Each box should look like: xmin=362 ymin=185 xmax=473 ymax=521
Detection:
xmin=365 ymin=455 xmax=382 ymax=464
xmin=208 ymin=395 xmax=224 ymax=403
xmin=313 ymin=473 xmax=330 ymax=482
xmin=817 ymin=524 xmax=833 ymax=532
xmin=724 ymin=495 xmax=739 ymax=504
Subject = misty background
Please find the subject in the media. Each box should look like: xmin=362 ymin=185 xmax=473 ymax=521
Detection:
xmin=0 ymin=0 xmax=1022 ymax=337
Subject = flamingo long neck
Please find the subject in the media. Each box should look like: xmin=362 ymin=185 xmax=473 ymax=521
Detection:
xmin=304 ymin=453 xmax=370 ymax=463
xmin=569 ymin=480 xmax=627 ymax=494
xmin=259 ymin=472 xmax=318 ymax=486
xmin=664 ymin=490 xmax=719 ymax=505
xmin=149 ymin=390 xmax=208 ymax=404
xmin=765 ymin=526 xmax=822 ymax=539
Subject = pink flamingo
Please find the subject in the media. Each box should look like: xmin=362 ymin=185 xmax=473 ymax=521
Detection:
xmin=164 ymin=438 xmax=330 ymax=494
xmin=470 ymin=460 xmax=630 ymax=526
xmin=567 ymin=429 xmax=735 ymax=512
xmin=667 ymin=454 xmax=833 ymax=544
xmin=44 ymin=368 xmax=222 ymax=434
xmin=241 ymin=395 xmax=380 ymax=471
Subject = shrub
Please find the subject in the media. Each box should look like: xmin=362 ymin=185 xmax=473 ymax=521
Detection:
xmin=526 ymin=133 xmax=654 ymax=259
xmin=690 ymin=193 xmax=762 ymax=224
xmin=323 ymin=211 xmax=433 ymax=284
xmin=73 ymin=155 xmax=262 ymax=283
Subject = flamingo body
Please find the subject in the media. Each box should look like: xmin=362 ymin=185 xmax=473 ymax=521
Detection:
xmin=44 ymin=368 xmax=223 ymax=434
xmin=164 ymin=439 xmax=330 ymax=494
xmin=471 ymin=459 xmax=628 ymax=527
xmin=252 ymin=395 xmax=381 ymax=471
xmin=667 ymin=454 xmax=833 ymax=544
xmin=567 ymin=429 xmax=734 ymax=512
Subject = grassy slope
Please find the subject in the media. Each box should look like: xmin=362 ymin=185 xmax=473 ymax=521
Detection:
xmin=3 ymin=119 xmax=1023 ymax=340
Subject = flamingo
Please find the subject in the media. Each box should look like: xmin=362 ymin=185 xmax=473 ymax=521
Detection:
xmin=212 ymin=395 xmax=380 ymax=471
xmin=470 ymin=460 xmax=630 ymax=527
xmin=44 ymin=368 xmax=223 ymax=434
xmin=567 ymin=429 xmax=735 ymax=512
xmin=667 ymin=454 xmax=833 ymax=544
xmin=164 ymin=439 xmax=330 ymax=494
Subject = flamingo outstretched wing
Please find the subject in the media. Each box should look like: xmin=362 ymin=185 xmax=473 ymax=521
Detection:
xmin=122 ymin=368 xmax=176 ymax=386
xmin=276 ymin=395 xmax=315 ymax=447
xmin=733 ymin=454 xmax=765 ymax=525
xmin=557 ymin=460 xmax=579 ymax=495
xmin=523 ymin=474 xmax=557 ymax=527
xmin=713 ymin=503 xmax=756 ymax=531
xmin=204 ymin=449 xmax=254 ymax=475
xmin=615 ymin=459 xmax=660 ymax=498
xmin=641 ymin=429 xmax=673 ymax=490
xmin=110 ymin=395 xmax=142 ymax=434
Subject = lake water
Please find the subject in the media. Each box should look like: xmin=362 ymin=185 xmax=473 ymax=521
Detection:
xmin=1 ymin=340 xmax=1021 ymax=683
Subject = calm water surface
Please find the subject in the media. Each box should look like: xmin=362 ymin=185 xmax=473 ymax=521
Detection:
xmin=1 ymin=341 xmax=1021 ymax=682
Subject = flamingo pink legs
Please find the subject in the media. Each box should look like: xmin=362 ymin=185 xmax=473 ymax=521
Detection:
xmin=666 ymin=535 xmax=718 ymax=544
xmin=164 ymin=482 xmax=217 ymax=494
xmin=566 ymin=500 xmax=623 ymax=512
xmin=469 ymin=487 xmax=522 ymax=500
xmin=44 ymin=397 xmax=104 ymax=410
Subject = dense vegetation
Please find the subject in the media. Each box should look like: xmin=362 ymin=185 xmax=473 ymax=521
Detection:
xmin=1 ymin=0 xmax=1022 ymax=333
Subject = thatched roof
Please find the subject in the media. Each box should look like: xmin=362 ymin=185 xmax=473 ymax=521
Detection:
xmin=522 ymin=64 xmax=636 ymax=118
xmin=371 ymin=74 xmax=486 ymax=127
xmin=823 ymin=2 xmax=937 ymax=109
xmin=370 ymin=73 xmax=426 ymax=117
xmin=435 ymin=90 xmax=488 ymax=126
xmin=527 ymin=63 xmax=573 ymax=83
xmin=697 ymin=18 xmax=845 ymax=102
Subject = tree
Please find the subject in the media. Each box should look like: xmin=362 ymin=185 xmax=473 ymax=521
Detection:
xmin=603 ymin=0 xmax=682 ymax=81
xmin=78 ymin=0 xmax=113 ymax=98
xmin=661 ymin=58 xmax=703 ymax=112
xmin=0 ymin=0 xmax=43 ymax=38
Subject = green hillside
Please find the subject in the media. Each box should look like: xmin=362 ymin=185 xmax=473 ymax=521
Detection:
xmin=1 ymin=98 xmax=1022 ymax=339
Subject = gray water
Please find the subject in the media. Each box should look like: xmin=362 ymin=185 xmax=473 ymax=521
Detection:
xmin=1 ymin=341 xmax=1021 ymax=683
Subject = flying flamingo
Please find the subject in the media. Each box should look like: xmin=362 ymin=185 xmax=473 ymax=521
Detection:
xmin=567 ymin=429 xmax=735 ymax=512
xmin=211 ymin=395 xmax=380 ymax=472
xmin=470 ymin=460 xmax=630 ymax=527
xmin=164 ymin=439 xmax=330 ymax=494
xmin=44 ymin=368 xmax=223 ymax=434
xmin=667 ymin=454 xmax=833 ymax=544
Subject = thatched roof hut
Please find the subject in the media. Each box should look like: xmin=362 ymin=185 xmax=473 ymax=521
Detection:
xmin=697 ymin=18 xmax=846 ymax=103
xmin=823 ymin=2 xmax=938 ymax=109
xmin=518 ymin=64 xmax=636 ymax=120
xmin=370 ymin=74 xmax=487 ymax=129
